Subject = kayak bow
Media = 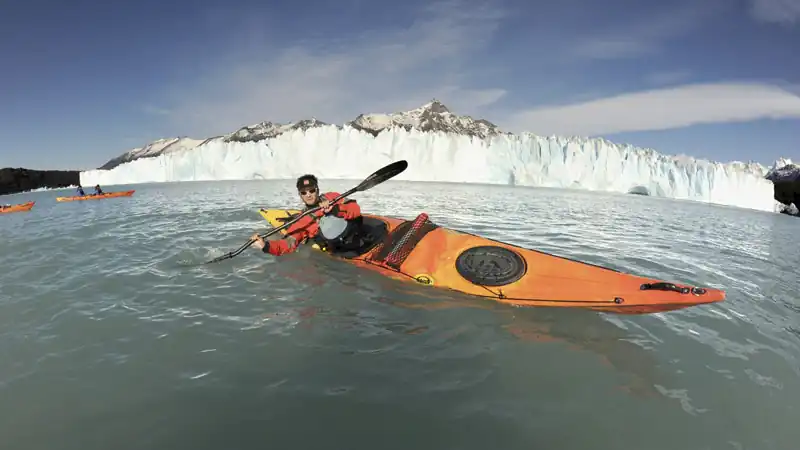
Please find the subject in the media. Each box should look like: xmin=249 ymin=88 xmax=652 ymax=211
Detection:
xmin=259 ymin=208 xmax=725 ymax=315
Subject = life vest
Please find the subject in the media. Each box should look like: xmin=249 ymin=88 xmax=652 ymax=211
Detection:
xmin=314 ymin=214 xmax=366 ymax=253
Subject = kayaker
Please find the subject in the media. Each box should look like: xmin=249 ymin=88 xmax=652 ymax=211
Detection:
xmin=251 ymin=174 xmax=371 ymax=256
xmin=93 ymin=184 xmax=104 ymax=195
xmin=76 ymin=184 xmax=86 ymax=196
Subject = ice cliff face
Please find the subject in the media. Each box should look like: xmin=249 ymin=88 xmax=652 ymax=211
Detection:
xmin=81 ymin=100 xmax=783 ymax=212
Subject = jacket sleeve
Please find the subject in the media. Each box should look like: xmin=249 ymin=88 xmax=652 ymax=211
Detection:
xmin=264 ymin=219 xmax=313 ymax=256
xmin=265 ymin=234 xmax=301 ymax=256
xmin=325 ymin=192 xmax=361 ymax=220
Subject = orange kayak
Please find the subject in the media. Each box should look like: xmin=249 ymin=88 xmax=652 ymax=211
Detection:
xmin=0 ymin=201 xmax=35 ymax=214
xmin=56 ymin=190 xmax=135 ymax=202
xmin=259 ymin=209 xmax=725 ymax=314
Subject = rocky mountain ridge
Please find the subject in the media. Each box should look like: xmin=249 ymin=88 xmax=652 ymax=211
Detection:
xmin=97 ymin=100 xmax=505 ymax=170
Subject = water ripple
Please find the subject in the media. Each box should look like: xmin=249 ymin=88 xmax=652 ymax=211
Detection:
xmin=1 ymin=180 xmax=799 ymax=450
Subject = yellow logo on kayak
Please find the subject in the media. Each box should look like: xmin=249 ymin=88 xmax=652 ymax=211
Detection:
xmin=414 ymin=274 xmax=434 ymax=285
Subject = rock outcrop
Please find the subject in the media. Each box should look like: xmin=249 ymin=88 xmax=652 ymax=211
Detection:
xmin=0 ymin=168 xmax=80 ymax=196
xmin=96 ymin=100 xmax=503 ymax=170
xmin=766 ymin=158 xmax=800 ymax=217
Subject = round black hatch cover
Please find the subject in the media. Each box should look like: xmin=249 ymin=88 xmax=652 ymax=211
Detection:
xmin=455 ymin=245 xmax=527 ymax=286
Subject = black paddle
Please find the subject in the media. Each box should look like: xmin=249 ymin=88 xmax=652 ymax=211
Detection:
xmin=204 ymin=160 xmax=409 ymax=264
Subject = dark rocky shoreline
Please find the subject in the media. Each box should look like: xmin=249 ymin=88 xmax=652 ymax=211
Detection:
xmin=775 ymin=181 xmax=800 ymax=210
xmin=0 ymin=168 xmax=80 ymax=196
xmin=767 ymin=163 xmax=800 ymax=217
xmin=776 ymin=180 xmax=800 ymax=216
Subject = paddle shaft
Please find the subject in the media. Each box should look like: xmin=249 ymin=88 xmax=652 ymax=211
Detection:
xmin=205 ymin=160 xmax=408 ymax=264
xmin=207 ymin=196 xmax=338 ymax=263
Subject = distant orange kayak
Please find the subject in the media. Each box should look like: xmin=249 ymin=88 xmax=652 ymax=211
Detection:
xmin=0 ymin=201 xmax=35 ymax=214
xmin=56 ymin=190 xmax=135 ymax=202
xmin=260 ymin=208 xmax=725 ymax=315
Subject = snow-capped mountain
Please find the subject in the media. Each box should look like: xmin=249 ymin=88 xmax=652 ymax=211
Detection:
xmin=766 ymin=157 xmax=800 ymax=182
xmin=99 ymin=137 xmax=206 ymax=170
xmin=224 ymin=118 xmax=331 ymax=144
xmin=98 ymin=101 xmax=501 ymax=169
xmin=347 ymin=100 xmax=503 ymax=138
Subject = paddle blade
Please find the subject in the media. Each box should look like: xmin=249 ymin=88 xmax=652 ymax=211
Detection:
xmin=204 ymin=239 xmax=254 ymax=264
xmin=204 ymin=251 xmax=236 ymax=264
xmin=205 ymin=253 xmax=232 ymax=264
xmin=355 ymin=160 xmax=408 ymax=192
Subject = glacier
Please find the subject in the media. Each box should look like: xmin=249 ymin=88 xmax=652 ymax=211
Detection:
xmin=80 ymin=126 xmax=777 ymax=212
xmin=79 ymin=100 xmax=784 ymax=212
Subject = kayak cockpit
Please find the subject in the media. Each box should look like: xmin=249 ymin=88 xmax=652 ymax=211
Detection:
xmin=328 ymin=216 xmax=390 ymax=259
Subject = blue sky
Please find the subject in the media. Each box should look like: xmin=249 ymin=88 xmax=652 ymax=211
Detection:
xmin=1 ymin=0 xmax=798 ymax=170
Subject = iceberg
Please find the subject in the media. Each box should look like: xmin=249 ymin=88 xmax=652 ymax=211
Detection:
xmin=80 ymin=101 xmax=780 ymax=212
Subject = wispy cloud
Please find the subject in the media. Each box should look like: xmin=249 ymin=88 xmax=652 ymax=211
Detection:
xmin=159 ymin=0 xmax=508 ymax=136
xmin=749 ymin=0 xmax=800 ymax=25
xmin=150 ymin=0 xmax=799 ymax=145
xmin=502 ymin=82 xmax=800 ymax=136
xmin=644 ymin=70 xmax=693 ymax=86
xmin=568 ymin=2 xmax=724 ymax=60
xmin=141 ymin=104 xmax=171 ymax=116
xmin=570 ymin=39 xmax=654 ymax=60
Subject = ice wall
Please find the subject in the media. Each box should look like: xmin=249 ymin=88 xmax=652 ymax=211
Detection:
xmin=80 ymin=126 xmax=776 ymax=211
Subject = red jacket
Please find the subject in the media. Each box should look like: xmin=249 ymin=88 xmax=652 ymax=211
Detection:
xmin=266 ymin=192 xmax=361 ymax=256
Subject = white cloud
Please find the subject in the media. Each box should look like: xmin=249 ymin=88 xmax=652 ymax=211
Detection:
xmin=502 ymin=82 xmax=800 ymax=136
xmin=159 ymin=0 xmax=508 ymax=136
xmin=749 ymin=0 xmax=800 ymax=24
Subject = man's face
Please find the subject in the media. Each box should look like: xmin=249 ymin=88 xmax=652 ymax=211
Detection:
xmin=298 ymin=186 xmax=319 ymax=206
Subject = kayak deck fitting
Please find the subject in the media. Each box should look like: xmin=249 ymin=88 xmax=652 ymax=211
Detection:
xmin=259 ymin=208 xmax=725 ymax=315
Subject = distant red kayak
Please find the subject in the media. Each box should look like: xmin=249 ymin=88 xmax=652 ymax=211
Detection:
xmin=0 ymin=201 xmax=35 ymax=214
xmin=56 ymin=190 xmax=135 ymax=202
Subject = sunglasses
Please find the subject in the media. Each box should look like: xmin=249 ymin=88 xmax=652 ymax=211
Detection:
xmin=298 ymin=188 xmax=317 ymax=196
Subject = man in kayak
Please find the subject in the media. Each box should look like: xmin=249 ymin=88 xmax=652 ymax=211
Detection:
xmin=93 ymin=184 xmax=104 ymax=195
xmin=76 ymin=184 xmax=86 ymax=196
xmin=251 ymin=174 xmax=371 ymax=256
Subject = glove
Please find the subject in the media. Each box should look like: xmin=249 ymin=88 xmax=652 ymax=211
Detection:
xmin=327 ymin=204 xmax=341 ymax=216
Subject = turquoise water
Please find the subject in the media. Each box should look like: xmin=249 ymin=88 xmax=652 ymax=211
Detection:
xmin=1 ymin=180 xmax=799 ymax=450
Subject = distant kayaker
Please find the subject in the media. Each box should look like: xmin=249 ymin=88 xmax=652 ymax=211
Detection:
xmin=93 ymin=184 xmax=104 ymax=195
xmin=76 ymin=184 xmax=86 ymax=196
xmin=251 ymin=174 xmax=371 ymax=256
